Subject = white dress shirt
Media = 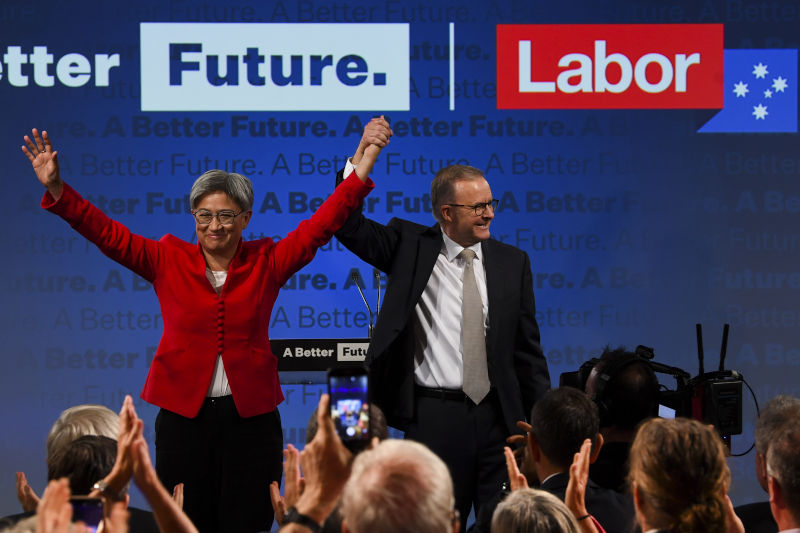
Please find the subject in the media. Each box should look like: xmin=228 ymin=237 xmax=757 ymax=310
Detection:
xmin=413 ymin=231 xmax=488 ymax=389
xmin=206 ymin=269 xmax=231 ymax=397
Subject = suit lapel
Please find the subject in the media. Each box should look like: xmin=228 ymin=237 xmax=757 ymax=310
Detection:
xmin=409 ymin=224 xmax=443 ymax=303
xmin=482 ymin=239 xmax=502 ymax=359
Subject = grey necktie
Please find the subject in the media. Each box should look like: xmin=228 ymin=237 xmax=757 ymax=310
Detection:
xmin=459 ymin=249 xmax=490 ymax=404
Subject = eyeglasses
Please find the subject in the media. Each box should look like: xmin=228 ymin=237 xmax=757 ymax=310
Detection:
xmin=191 ymin=209 xmax=244 ymax=226
xmin=446 ymin=199 xmax=499 ymax=216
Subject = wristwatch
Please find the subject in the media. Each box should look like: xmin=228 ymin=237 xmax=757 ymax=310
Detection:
xmin=283 ymin=506 xmax=322 ymax=533
xmin=92 ymin=479 xmax=119 ymax=500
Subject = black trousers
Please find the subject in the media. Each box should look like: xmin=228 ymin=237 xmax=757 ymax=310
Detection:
xmin=405 ymin=389 xmax=508 ymax=533
xmin=155 ymin=396 xmax=283 ymax=533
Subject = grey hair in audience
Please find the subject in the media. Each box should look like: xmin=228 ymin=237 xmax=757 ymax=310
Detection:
xmin=341 ymin=439 xmax=456 ymax=533
xmin=45 ymin=404 xmax=119 ymax=460
xmin=767 ymin=422 xmax=800 ymax=518
xmin=491 ymin=488 xmax=580 ymax=533
xmin=755 ymin=395 xmax=800 ymax=455
xmin=189 ymin=170 xmax=254 ymax=211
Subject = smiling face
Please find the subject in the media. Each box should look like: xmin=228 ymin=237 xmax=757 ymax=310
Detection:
xmin=194 ymin=191 xmax=251 ymax=262
xmin=439 ymin=177 xmax=494 ymax=247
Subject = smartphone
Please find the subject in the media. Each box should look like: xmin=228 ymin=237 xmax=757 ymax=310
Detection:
xmin=70 ymin=496 xmax=104 ymax=532
xmin=327 ymin=366 xmax=371 ymax=452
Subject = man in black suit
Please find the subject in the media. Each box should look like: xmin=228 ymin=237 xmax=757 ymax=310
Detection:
xmin=765 ymin=415 xmax=800 ymax=533
xmin=529 ymin=387 xmax=634 ymax=532
xmin=736 ymin=395 xmax=800 ymax=533
xmin=335 ymin=121 xmax=550 ymax=528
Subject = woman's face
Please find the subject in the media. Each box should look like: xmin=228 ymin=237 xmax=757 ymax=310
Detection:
xmin=194 ymin=191 xmax=251 ymax=258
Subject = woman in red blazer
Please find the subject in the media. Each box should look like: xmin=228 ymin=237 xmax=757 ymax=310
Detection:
xmin=21 ymin=119 xmax=391 ymax=533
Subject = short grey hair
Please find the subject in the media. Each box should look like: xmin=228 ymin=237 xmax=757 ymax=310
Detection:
xmin=46 ymin=404 xmax=119 ymax=460
xmin=341 ymin=439 xmax=455 ymax=533
xmin=766 ymin=422 xmax=800 ymax=518
xmin=755 ymin=395 xmax=800 ymax=455
xmin=430 ymin=164 xmax=484 ymax=222
xmin=189 ymin=169 xmax=254 ymax=212
xmin=491 ymin=488 xmax=580 ymax=533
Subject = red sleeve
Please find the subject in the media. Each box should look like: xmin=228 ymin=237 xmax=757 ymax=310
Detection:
xmin=43 ymin=183 xmax=161 ymax=282
xmin=590 ymin=515 xmax=607 ymax=533
xmin=268 ymin=173 xmax=374 ymax=285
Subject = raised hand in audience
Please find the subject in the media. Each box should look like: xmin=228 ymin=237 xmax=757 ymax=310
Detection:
xmin=89 ymin=396 xmax=198 ymax=533
xmin=172 ymin=483 xmax=184 ymax=510
xmin=16 ymin=471 xmax=40 ymax=512
xmin=281 ymin=394 xmax=353 ymax=531
xmin=566 ymin=439 xmax=603 ymax=533
xmin=105 ymin=501 xmax=130 ymax=533
xmin=35 ymin=479 xmax=88 ymax=533
xmin=270 ymin=444 xmax=303 ymax=525
xmin=725 ymin=495 xmax=745 ymax=533
xmin=504 ymin=446 xmax=529 ymax=491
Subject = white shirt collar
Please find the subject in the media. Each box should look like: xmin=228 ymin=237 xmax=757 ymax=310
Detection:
xmin=441 ymin=229 xmax=484 ymax=263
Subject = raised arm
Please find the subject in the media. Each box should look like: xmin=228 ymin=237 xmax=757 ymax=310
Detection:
xmin=22 ymin=128 xmax=64 ymax=201
xmin=95 ymin=396 xmax=199 ymax=533
xmin=268 ymin=116 xmax=392 ymax=284
xmin=21 ymin=128 xmax=161 ymax=281
xmin=349 ymin=115 xmax=392 ymax=181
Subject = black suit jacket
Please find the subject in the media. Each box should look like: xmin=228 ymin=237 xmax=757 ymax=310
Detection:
xmin=734 ymin=501 xmax=778 ymax=533
xmin=541 ymin=472 xmax=637 ymax=533
xmin=334 ymin=170 xmax=550 ymax=434
xmin=0 ymin=506 xmax=159 ymax=533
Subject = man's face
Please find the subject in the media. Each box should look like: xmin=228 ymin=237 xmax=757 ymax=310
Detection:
xmin=440 ymin=177 xmax=494 ymax=247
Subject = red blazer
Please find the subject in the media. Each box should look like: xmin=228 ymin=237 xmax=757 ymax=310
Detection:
xmin=43 ymin=175 xmax=374 ymax=418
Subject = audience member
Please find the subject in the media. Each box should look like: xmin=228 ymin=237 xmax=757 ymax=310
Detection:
xmin=475 ymin=387 xmax=633 ymax=533
xmin=2 ymin=407 xmax=157 ymax=532
xmin=584 ymin=347 xmax=659 ymax=492
xmin=93 ymin=395 xmax=199 ymax=533
xmin=736 ymin=395 xmax=800 ymax=533
xmin=15 ymin=404 xmax=119 ymax=513
xmin=628 ymin=417 xmax=742 ymax=533
xmin=47 ymin=436 xmax=120 ymax=497
xmin=270 ymin=403 xmax=389 ymax=531
xmin=45 ymin=405 xmax=120 ymax=461
xmin=491 ymin=488 xmax=579 ymax=533
xmin=279 ymin=395 xmax=355 ymax=533
xmin=2 ymin=396 xmax=193 ymax=533
xmin=501 ymin=436 xmax=604 ymax=533
xmin=527 ymin=387 xmax=634 ymax=532
xmin=765 ymin=417 xmax=800 ymax=533
xmin=341 ymin=439 xmax=458 ymax=533
xmin=277 ymin=395 xmax=459 ymax=533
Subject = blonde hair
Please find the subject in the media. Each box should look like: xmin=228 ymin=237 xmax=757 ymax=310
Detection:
xmin=46 ymin=404 xmax=119 ymax=460
xmin=629 ymin=418 xmax=729 ymax=533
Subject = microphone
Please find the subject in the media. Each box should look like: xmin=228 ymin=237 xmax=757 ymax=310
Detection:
xmin=375 ymin=270 xmax=382 ymax=320
xmin=352 ymin=271 xmax=374 ymax=339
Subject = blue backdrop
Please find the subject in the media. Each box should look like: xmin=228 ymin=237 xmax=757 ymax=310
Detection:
xmin=2 ymin=0 xmax=798 ymax=523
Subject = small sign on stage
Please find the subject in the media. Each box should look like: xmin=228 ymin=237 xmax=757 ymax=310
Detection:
xmin=272 ymin=339 xmax=370 ymax=372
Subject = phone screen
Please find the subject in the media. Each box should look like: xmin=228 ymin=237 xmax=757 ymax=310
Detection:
xmin=70 ymin=497 xmax=103 ymax=532
xmin=328 ymin=369 xmax=370 ymax=449
xmin=658 ymin=404 xmax=676 ymax=419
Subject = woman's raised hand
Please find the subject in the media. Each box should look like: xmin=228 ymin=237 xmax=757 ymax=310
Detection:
xmin=22 ymin=128 xmax=64 ymax=201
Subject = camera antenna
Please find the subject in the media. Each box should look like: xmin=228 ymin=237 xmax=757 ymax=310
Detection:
xmin=719 ymin=323 xmax=730 ymax=372
xmin=696 ymin=323 xmax=705 ymax=376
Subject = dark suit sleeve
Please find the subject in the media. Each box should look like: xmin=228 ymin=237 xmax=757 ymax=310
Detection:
xmin=334 ymin=167 xmax=399 ymax=273
xmin=513 ymin=251 xmax=551 ymax=419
